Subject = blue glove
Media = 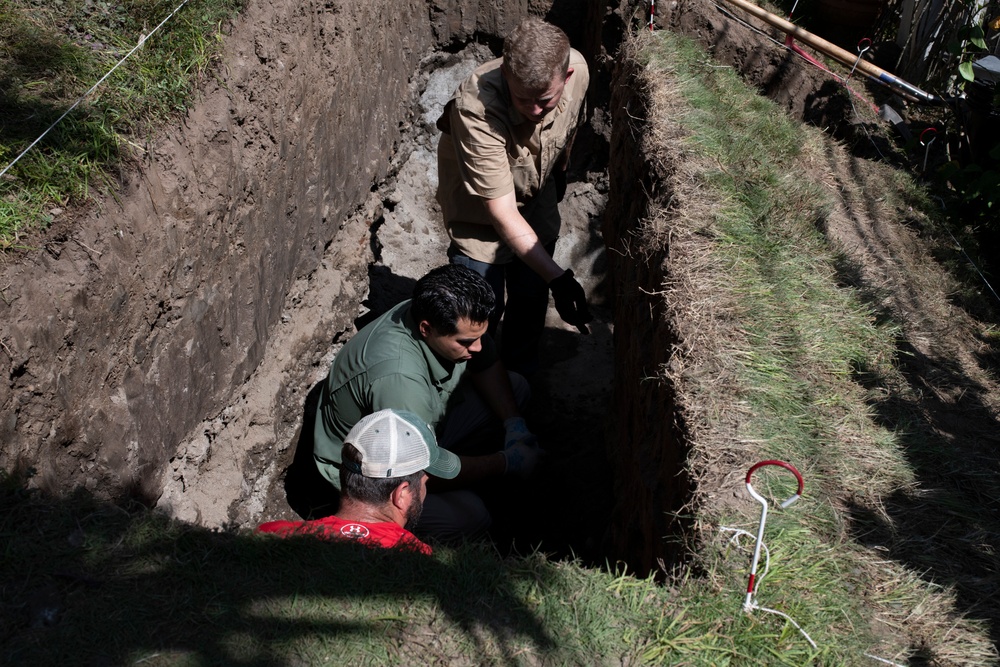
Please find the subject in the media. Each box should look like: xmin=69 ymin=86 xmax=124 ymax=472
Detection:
xmin=502 ymin=417 xmax=540 ymax=478
xmin=502 ymin=441 xmax=541 ymax=478
xmin=503 ymin=417 xmax=537 ymax=449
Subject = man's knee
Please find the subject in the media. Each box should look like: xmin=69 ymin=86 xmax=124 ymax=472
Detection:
xmin=414 ymin=491 xmax=492 ymax=544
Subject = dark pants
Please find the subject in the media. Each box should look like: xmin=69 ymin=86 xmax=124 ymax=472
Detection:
xmin=413 ymin=372 xmax=532 ymax=544
xmin=447 ymin=177 xmax=561 ymax=377
xmin=449 ymin=240 xmax=556 ymax=377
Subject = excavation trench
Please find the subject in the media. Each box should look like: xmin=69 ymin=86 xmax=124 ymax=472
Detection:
xmin=0 ymin=0 xmax=865 ymax=576
xmin=189 ymin=40 xmax=629 ymax=564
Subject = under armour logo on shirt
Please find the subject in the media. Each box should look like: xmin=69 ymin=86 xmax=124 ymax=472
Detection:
xmin=340 ymin=523 xmax=371 ymax=539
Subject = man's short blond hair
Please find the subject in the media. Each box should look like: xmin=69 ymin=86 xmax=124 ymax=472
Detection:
xmin=502 ymin=16 xmax=571 ymax=91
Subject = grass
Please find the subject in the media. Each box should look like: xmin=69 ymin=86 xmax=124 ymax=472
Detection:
xmin=0 ymin=469 xmax=675 ymax=665
xmin=625 ymin=31 xmax=999 ymax=664
xmin=0 ymin=0 xmax=244 ymax=246
xmin=3 ymin=13 xmax=999 ymax=667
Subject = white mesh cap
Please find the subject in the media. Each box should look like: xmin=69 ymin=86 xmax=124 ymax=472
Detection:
xmin=344 ymin=409 xmax=460 ymax=479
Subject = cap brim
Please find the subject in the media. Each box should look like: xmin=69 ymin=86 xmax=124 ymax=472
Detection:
xmin=426 ymin=445 xmax=461 ymax=479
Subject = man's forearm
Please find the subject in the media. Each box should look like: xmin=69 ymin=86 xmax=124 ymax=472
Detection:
xmin=428 ymin=452 xmax=506 ymax=490
xmin=484 ymin=191 xmax=564 ymax=283
xmin=460 ymin=452 xmax=506 ymax=481
xmin=483 ymin=190 xmax=592 ymax=331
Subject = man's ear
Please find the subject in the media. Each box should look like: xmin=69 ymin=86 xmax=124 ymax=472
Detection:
xmin=390 ymin=481 xmax=412 ymax=512
xmin=418 ymin=320 xmax=433 ymax=340
xmin=564 ymin=66 xmax=574 ymax=84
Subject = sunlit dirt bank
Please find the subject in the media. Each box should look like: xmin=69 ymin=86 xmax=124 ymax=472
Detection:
xmin=0 ymin=0 xmax=615 ymax=533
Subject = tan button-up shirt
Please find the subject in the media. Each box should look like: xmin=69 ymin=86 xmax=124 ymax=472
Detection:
xmin=436 ymin=49 xmax=589 ymax=264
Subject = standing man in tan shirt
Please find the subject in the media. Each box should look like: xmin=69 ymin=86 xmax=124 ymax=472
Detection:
xmin=436 ymin=16 xmax=592 ymax=376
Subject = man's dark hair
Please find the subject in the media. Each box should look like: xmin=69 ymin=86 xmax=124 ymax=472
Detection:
xmin=339 ymin=443 xmax=425 ymax=504
xmin=410 ymin=264 xmax=495 ymax=334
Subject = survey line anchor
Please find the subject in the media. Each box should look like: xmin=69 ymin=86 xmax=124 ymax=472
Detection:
xmin=743 ymin=459 xmax=804 ymax=612
xmin=920 ymin=127 xmax=938 ymax=174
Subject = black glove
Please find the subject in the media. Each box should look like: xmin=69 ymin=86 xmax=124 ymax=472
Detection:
xmin=554 ymin=168 xmax=567 ymax=202
xmin=549 ymin=270 xmax=592 ymax=333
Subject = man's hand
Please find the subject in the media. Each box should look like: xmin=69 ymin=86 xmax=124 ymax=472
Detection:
xmin=549 ymin=270 xmax=592 ymax=333
xmin=502 ymin=442 xmax=542 ymax=479
xmin=502 ymin=442 xmax=540 ymax=479
xmin=503 ymin=417 xmax=536 ymax=449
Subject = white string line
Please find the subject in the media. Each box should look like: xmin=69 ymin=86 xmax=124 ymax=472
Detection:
xmin=721 ymin=526 xmax=772 ymax=596
xmin=937 ymin=200 xmax=1000 ymax=306
xmin=864 ymin=652 xmax=908 ymax=667
xmin=790 ymin=41 xmax=1000 ymax=309
xmin=0 ymin=0 xmax=194 ymax=181
xmin=750 ymin=603 xmax=817 ymax=650
xmin=714 ymin=5 xmax=884 ymax=111
xmin=712 ymin=3 xmax=790 ymax=50
xmin=719 ymin=526 xmax=909 ymax=665
xmin=840 ymin=56 xmax=890 ymax=162
xmin=720 ymin=526 xmax=816 ymax=648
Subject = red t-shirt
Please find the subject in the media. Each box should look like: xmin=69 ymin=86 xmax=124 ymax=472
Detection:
xmin=257 ymin=516 xmax=432 ymax=555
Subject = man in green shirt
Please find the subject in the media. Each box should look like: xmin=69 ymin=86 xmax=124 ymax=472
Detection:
xmin=311 ymin=264 xmax=541 ymax=542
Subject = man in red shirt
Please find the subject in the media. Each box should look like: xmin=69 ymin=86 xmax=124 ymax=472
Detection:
xmin=259 ymin=409 xmax=455 ymax=555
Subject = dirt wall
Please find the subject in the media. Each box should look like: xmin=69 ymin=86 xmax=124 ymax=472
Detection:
xmin=601 ymin=53 xmax=693 ymax=575
xmin=0 ymin=0 xmax=551 ymax=499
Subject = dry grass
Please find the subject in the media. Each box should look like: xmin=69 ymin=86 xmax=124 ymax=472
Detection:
xmin=616 ymin=28 xmax=1000 ymax=664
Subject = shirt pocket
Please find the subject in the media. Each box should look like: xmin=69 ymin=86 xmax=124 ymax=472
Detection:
xmin=507 ymin=152 xmax=539 ymax=196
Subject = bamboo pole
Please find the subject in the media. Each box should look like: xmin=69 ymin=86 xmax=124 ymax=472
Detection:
xmin=717 ymin=0 xmax=946 ymax=103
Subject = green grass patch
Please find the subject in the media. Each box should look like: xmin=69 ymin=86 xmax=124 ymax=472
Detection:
xmin=632 ymin=32 xmax=995 ymax=664
xmin=0 ymin=469 xmax=678 ymax=665
xmin=0 ymin=0 xmax=244 ymax=245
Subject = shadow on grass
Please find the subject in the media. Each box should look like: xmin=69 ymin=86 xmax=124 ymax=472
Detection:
xmin=1 ymin=476 xmax=559 ymax=665
xmin=1 ymin=31 xmax=119 ymax=167
xmin=846 ymin=339 xmax=1000 ymax=652
xmin=826 ymin=181 xmax=1000 ymax=650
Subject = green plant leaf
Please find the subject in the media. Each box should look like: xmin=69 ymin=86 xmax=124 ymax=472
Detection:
xmin=970 ymin=25 xmax=987 ymax=50
xmin=959 ymin=61 xmax=975 ymax=81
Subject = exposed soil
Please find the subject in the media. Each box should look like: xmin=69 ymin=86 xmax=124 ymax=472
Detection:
xmin=152 ymin=43 xmax=619 ymax=563
xmin=2 ymin=0 xmax=999 ymax=659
